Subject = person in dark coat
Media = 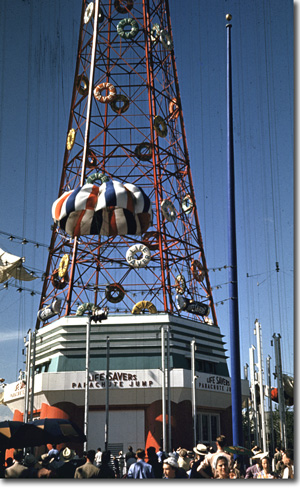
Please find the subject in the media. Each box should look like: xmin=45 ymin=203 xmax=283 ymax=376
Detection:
xmin=98 ymin=450 xmax=116 ymax=479
xmin=147 ymin=446 xmax=163 ymax=478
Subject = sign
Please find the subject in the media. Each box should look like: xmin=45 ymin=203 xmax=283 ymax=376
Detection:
xmin=196 ymin=374 xmax=231 ymax=393
xmin=71 ymin=371 xmax=157 ymax=389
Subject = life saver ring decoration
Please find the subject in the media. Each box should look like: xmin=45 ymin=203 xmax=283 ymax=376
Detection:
xmin=114 ymin=0 xmax=134 ymax=13
xmin=58 ymin=254 xmax=70 ymax=278
xmin=77 ymin=74 xmax=89 ymax=96
xmin=66 ymin=128 xmax=76 ymax=151
xmin=132 ymin=300 xmax=157 ymax=315
xmin=169 ymin=98 xmax=179 ymax=120
xmin=160 ymin=29 xmax=173 ymax=51
xmin=94 ymin=83 xmax=117 ymax=103
xmin=85 ymin=172 xmax=110 ymax=185
xmin=161 ymin=199 xmax=176 ymax=222
xmin=154 ymin=115 xmax=168 ymax=137
xmin=110 ymin=94 xmax=130 ymax=114
xmin=117 ymin=18 xmax=139 ymax=40
xmin=84 ymin=2 xmax=94 ymax=24
xmin=76 ymin=302 xmax=95 ymax=316
xmin=182 ymin=194 xmax=193 ymax=214
xmin=175 ymin=274 xmax=186 ymax=294
xmin=191 ymin=259 xmax=205 ymax=282
xmin=134 ymin=142 xmax=152 ymax=161
xmin=105 ymin=283 xmax=125 ymax=303
xmin=150 ymin=23 xmax=161 ymax=42
xmin=51 ymin=269 xmax=69 ymax=290
xmin=126 ymin=244 xmax=151 ymax=268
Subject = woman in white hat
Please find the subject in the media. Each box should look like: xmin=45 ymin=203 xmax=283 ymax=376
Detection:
xmin=189 ymin=444 xmax=209 ymax=478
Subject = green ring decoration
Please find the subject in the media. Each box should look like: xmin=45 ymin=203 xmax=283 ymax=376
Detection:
xmin=86 ymin=172 xmax=110 ymax=185
xmin=154 ymin=115 xmax=167 ymax=137
xmin=160 ymin=29 xmax=173 ymax=51
xmin=117 ymin=18 xmax=139 ymax=40
xmin=110 ymin=94 xmax=130 ymax=114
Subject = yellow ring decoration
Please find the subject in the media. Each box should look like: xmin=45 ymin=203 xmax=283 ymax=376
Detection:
xmin=58 ymin=254 xmax=70 ymax=278
xmin=66 ymin=128 xmax=76 ymax=151
xmin=132 ymin=300 xmax=157 ymax=315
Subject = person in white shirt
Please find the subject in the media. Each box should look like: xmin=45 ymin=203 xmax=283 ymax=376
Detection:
xmin=94 ymin=447 xmax=102 ymax=467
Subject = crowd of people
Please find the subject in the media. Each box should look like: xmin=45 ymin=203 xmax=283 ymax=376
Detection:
xmin=2 ymin=436 xmax=294 ymax=479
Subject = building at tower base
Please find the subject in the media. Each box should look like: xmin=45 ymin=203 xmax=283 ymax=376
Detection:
xmin=3 ymin=313 xmax=249 ymax=453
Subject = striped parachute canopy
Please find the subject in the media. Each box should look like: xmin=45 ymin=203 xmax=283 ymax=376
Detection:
xmin=52 ymin=179 xmax=153 ymax=237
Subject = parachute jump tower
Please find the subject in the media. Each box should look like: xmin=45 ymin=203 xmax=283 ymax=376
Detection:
xmin=37 ymin=0 xmax=218 ymax=327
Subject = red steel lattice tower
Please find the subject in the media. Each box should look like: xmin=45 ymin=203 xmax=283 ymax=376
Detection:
xmin=37 ymin=0 xmax=218 ymax=328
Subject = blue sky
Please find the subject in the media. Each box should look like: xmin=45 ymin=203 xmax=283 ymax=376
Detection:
xmin=0 ymin=0 xmax=294 ymax=419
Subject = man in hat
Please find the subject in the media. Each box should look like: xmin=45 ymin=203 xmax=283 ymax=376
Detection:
xmin=55 ymin=447 xmax=77 ymax=478
xmin=177 ymin=448 xmax=190 ymax=472
xmin=162 ymin=456 xmax=188 ymax=479
xmin=23 ymin=453 xmax=39 ymax=478
xmin=189 ymin=444 xmax=211 ymax=478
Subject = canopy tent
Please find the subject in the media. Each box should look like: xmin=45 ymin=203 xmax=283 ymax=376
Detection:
xmin=0 ymin=248 xmax=36 ymax=283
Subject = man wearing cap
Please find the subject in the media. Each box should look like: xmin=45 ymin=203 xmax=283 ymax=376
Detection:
xmin=189 ymin=444 xmax=211 ymax=478
xmin=56 ymin=447 xmax=77 ymax=478
xmin=163 ymin=456 xmax=188 ymax=479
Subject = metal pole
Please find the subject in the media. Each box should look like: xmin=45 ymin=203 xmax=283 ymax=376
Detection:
xmin=226 ymin=15 xmax=243 ymax=446
xmin=266 ymin=355 xmax=274 ymax=455
xmin=29 ymin=330 xmax=36 ymax=422
xmin=191 ymin=339 xmax=197 ymax=447
xmin=167 ymin=325 xmax=171 ymax=453
xmin=273 ymin=334 xmax=287 ymax=448
xmin=105 ymin=336 xmax=110 ymax=451
xmin=84 ymin=313 xmax=91 ymax=451
xmin=249 ymin=346 xmax=259 ymax=446
xmin=24 ymin=331 xmax=32 ymax=423
xmin=255 ymin=320 xmax=267 ymax=452
xmin=244 ymin=363 xmax=251 ymax=449
xmin=161 ymin=326 xmax=166 ymax=453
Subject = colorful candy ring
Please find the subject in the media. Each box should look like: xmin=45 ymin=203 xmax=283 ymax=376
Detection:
xmin=94 ymin=83 xmax=117 ymax=103
xmin=126 ymin=244 xmax=151 ymax=268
